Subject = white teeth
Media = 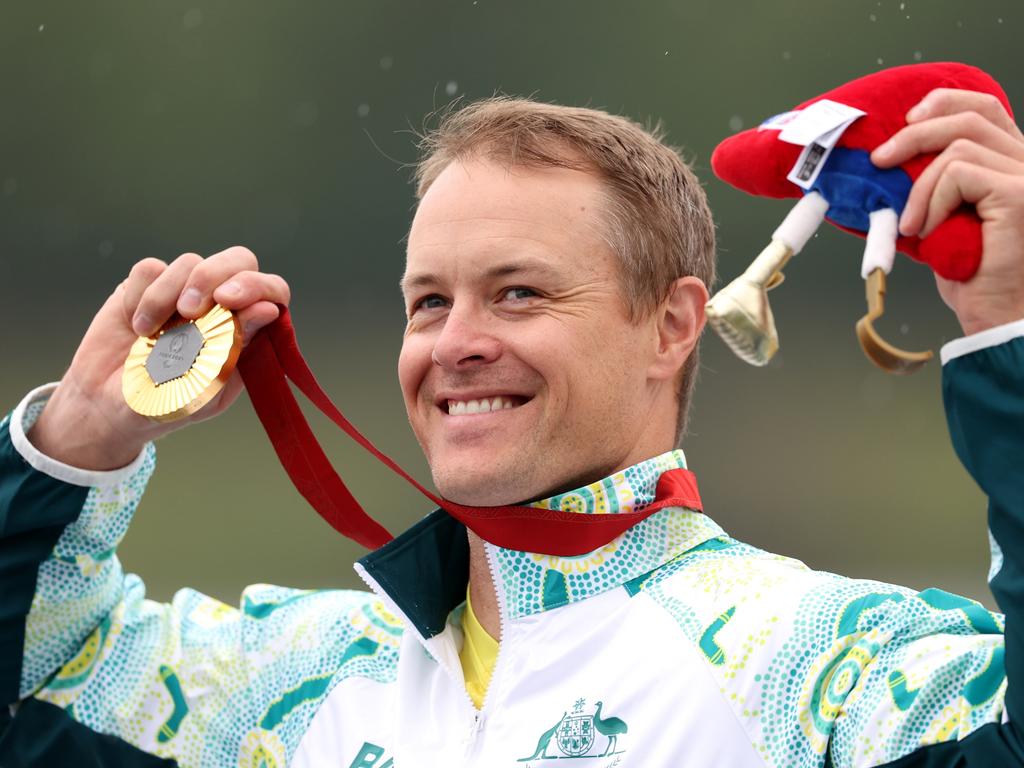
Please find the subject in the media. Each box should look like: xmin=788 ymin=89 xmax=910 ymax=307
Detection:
xmin=446 ymin=396 xmax=522 ymax=415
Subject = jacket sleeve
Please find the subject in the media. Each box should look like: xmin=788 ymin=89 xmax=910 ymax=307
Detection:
xmin=0 ymin=382 xmax=156 ymax=706
xmin=827 ymin=324 xmax=1024 ymax=768
xmin=0 ymin=383 xmax=393 ymax=766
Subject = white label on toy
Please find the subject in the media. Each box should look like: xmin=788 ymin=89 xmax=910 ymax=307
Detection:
xmin=787 ymin=141 xmax=832 ymax=189
xmin=781 ymin=102 xmax=866 ymax=190
xmin=777 ymin=99 xmax=865 ymax=147
xmin=758 ymin=111 xmax=799 ymax=131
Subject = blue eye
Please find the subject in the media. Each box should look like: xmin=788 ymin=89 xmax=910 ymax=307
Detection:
xmin=418 ymin=295 xmax=448 ymax=310
xmin=502 ymin=287 xmax=536 ymax=301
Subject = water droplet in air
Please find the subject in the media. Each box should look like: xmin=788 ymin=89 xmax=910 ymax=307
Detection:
xmin=664 ymin=50 xmax=669 ymax=56
xmin=877 ymin=57 xmax=884 ymax=65
xmin=869 ymin=13 xmax=876 ymax=21
xmin=38 ymin=24 xmax=45 ymax=31
xmin=379 ymin=56 xmax=393 ymax=71
xmin=3 ymin=178 xmax=17 ymax=196
xmin=913 ymin=51 xmax=923 ymax=61
xmin=446 ymin=80 xmax=458 ymax=96
xmin=782 ymin=50 xmax=791 ymax=60
xmin=998 ymin=17 xmax=1003 ymax=23
xmin=900 ymin=323 xmax=910 ymax=335
xmin=183 ymin=8 xmax=203 ymax=29
xmin=728 ymin=115 xmax=743 ymax=132
xmin=98 ymin=240 xmax=114 ymax=259
xmin=899 ymin=2 xmax=905 ymax=10
xmin=357 ymin=103 xmax=370 ymax=118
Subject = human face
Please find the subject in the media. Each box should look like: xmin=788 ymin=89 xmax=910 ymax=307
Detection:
xmin=399 ymin=158 xmax=668 ymax=506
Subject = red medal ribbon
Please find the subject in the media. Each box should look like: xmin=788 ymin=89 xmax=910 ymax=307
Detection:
xmin=237 ymin=308 xmax=703 ymax=556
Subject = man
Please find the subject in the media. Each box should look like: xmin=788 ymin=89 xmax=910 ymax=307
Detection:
xmin=1 ymin=90 xmax=1022 ymax=767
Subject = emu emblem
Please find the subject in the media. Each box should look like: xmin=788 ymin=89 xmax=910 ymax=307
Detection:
xmin=518 ymin=698 xmax=627 ymax=761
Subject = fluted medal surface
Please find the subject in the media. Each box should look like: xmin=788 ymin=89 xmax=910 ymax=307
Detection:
xmin=122 ymin=304 xmax=243 ymax=422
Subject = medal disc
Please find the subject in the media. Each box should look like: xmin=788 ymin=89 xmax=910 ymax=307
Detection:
xmin=122 ymin=303 xmax=243 ymax=422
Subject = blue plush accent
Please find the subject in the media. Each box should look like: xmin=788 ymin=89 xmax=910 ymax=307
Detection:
xmin=807 ymin=147 xmax=913 ymax=234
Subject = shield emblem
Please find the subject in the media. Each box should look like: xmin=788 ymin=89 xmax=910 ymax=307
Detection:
xmin=556 ymin=714 xmax=594 ymax=756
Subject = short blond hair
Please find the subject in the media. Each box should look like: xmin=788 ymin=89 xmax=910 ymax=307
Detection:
xmin=413 ymin=96 xmax=716 ymax=442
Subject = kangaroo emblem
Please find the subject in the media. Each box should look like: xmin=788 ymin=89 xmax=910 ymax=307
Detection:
xmin=518 ymin=712 xmax=567 ymax=762
xmin=518 ymin=698 xmax=629 ymax=761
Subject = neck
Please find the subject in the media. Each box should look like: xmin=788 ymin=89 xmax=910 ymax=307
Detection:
xmin=463 ymin=446 xmax=691 ymax=640
xmin=467 ymin=530 xmax=501 ymax=640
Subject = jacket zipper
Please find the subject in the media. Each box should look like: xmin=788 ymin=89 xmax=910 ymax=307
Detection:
xmin=356 ymin=561 xmax=493 ymax=766
xmin=459 ymin=541 xmax=511 ymax=763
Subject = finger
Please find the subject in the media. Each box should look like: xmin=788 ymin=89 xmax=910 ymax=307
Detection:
xmin=872 ymin=112 xmax=1024 ymax=168
xmin=121 ymin=258 xmax=169 ymax=330
xmin=900 ymin=139 xmax=1024 ymax=236
xmin=176 ymin=245 xmax=260 ymax=319
xmin=920 ymin=161 xmax=1006 ymax=238
xmin=210 ymin=270 xmax=291 ymax=312
xmin=132 ymin=252 xmax=203 ymax=336
xmin=907 ymin=88 xmax=1023 ymax=140
xmin=233 ymin=300 xmax=284 ymax=345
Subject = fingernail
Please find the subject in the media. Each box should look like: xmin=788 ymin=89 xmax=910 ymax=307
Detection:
xmin=180 ymin=287 xmax=201 ymax=312
xmin=132 ymin=312 xmax=151 ymax=335
xmin=873 ymin=139 xmax=894 ymax=158
xmin=221 ymin=281 xmax=241 ymax=297
xmin=906 ymin=103 xmax=926 ymax=122
xmin=898 ymin=211 xmax=912 ymax=237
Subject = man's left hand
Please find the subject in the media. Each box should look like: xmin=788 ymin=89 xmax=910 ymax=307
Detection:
xmin=871 ymin=87 xmax=1024 ymax=336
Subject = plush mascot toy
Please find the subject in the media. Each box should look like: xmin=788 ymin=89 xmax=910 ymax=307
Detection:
xmin=706 ymin=62 xmax=1013 ymax=373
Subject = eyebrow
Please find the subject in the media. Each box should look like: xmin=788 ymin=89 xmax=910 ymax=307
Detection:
xmin=399 ymin=259 xmax=561 ymax=295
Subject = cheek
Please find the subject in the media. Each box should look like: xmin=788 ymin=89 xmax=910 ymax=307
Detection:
xmin=397 ymin=336 xmax=431 ymax=409
xmin=573 ymin=325 xmax=649 ymax=404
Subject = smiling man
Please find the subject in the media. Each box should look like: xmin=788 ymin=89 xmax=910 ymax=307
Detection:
xmin=2 ymin=94 xmax=1024 ymax=767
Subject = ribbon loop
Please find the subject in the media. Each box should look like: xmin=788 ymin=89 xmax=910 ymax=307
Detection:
xmin=238 ymin=308 xmax=703 ymax=556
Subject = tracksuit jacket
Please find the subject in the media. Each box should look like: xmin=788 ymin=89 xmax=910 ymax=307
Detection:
xmin=1 ymin=320 xmax=1023 ymax=767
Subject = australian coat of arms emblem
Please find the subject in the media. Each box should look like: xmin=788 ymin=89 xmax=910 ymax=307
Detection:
xmin=519 ymin=698 xmax=628 ymax=762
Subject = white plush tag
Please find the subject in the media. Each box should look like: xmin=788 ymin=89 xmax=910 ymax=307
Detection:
xmin=786 ymin=140 xmax=830 ymax=189
xmin=777 ymin=99 xmax=865 ymax=146
xmin=758 ymin=111 xmax=799 ymax=131
xmin=781 ymin=100 xmax=866 ymax=191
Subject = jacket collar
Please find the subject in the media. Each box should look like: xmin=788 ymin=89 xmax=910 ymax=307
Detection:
xmin=355 ymin=450 xmax=724 ymax=642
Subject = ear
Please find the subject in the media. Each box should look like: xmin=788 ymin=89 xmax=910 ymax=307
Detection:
xmin=648 ymin=276 xmax=709 ymax=382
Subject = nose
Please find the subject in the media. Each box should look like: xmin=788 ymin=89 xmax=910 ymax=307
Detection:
xmin=430 ymin=302 xmax=502 ymax=370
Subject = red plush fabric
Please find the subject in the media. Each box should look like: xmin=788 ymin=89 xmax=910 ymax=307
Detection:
xmin=710 ymin=63 xmax=1011 ymax=281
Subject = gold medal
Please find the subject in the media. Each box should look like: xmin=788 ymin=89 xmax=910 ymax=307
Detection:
xmin=122 ymin=303 xmax=243 ymax=422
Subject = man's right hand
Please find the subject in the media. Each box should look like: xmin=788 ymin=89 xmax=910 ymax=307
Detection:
xmin=26 ymin=246 xmax=291 ymax=471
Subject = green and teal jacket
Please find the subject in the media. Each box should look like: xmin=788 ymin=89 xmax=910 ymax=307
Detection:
xmin=1 ymin=321 xmax=1023 ymax=767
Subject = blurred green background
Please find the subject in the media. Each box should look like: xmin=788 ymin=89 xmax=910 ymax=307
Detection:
xmin=2 ymin=0 xmax=1018 ymax=608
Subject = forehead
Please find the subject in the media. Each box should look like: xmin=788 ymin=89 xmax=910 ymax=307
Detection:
xmin=405 ymin=158 xmax=613 ymax=281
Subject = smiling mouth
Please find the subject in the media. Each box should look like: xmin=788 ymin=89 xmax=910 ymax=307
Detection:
xmin=444 ymin=395 xmax=530 ymax=415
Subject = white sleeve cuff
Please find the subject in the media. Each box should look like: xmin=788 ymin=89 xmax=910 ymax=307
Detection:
xmin=9 ymin=382 xmax=153 ymax=488
xmin=940 ymin=318 xmax=1024 ymax=366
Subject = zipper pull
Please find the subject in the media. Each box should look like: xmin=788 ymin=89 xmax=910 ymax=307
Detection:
xmin=463 ymin=713 xmax=484 ymax=753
